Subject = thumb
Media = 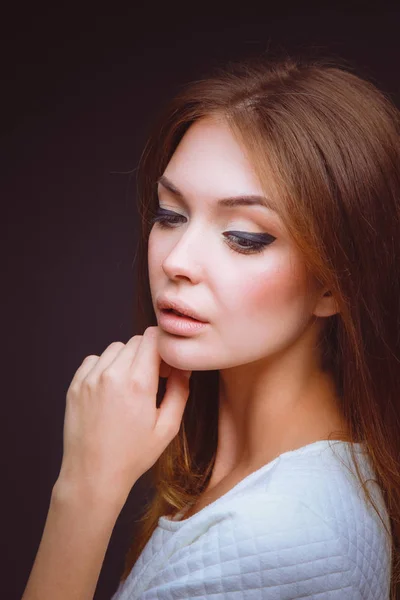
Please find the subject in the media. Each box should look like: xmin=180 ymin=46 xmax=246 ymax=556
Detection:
xmin=155 ymin=368 xmax=191 ymax=439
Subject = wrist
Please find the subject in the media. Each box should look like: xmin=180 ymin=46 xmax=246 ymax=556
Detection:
xmin=52 ymin=474 xmax=128 ymax=519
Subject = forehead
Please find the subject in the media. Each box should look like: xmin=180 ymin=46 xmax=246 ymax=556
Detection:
xmin=165 ymin=118 xmax=259 ymax=190
xmin=157 ymin=174 xmax=280 ymax=214
xmin=157 ymin=118 xmax=281 ymax=217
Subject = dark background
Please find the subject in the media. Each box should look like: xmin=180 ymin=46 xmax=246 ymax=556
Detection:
xmin=3 ymin=5 xmax=399 ymax=599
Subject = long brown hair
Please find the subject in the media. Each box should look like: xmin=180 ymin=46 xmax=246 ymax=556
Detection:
xmin=121 ymin=53 xmax=400 ymax=597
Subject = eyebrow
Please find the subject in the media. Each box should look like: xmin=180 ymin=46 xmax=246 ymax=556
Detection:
xmin=156 ymin=175 xmax=278 ymax=213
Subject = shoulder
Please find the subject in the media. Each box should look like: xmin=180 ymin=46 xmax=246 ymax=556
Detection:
xmin=190 ymin=485 xmax=388 ymax=598
xmin=262 ymin=442 xmax=392 ymax=539
xmin=145 ymin=445 xmax=391 ymax=598
xmin=149 ymin=493 xmax=385 ymax=599
xmin=217 ymin=447 xmax=391 ymax=597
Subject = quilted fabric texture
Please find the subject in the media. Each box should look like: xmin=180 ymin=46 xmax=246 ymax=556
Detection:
xmin=111 ymin=440 xmax=392 ymax=599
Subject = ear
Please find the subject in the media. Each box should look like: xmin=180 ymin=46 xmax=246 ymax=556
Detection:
xmin=313 ymin=289 xmax=339 ymax=318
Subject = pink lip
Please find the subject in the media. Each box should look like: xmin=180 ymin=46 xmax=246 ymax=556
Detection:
xmin=158 ymin=309 xmax=209 ymax=336
xmin=157 ymin=296 xmax=208 ymax=323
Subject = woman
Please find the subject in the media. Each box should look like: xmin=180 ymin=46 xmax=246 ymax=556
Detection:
xmin=22 ymin=54 xmax=399 ymax=599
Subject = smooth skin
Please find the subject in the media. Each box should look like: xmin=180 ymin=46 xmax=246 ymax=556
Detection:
xmin=22 ymin=113 xmax=349 ymax=599
xmin=21 ymin=326 xmax=189 ymax=600
xmin=149 ymin=115 xmax=349 ymax=504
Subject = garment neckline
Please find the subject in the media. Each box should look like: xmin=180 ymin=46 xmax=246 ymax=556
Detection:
xmin=158 ymin=439 xmax=365 ymax=530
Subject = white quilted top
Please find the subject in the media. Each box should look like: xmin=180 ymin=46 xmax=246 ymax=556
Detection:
xmin=111 ymin=440 xmax=392 ymax=599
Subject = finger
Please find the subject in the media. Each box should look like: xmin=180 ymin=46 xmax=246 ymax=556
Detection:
xmin=87 ymin=341 xmax=127 ymax=379
xmin=110 ymin=336 xmax=170 ymax=379
xmin=104 ymin=334 xmax=143 ymax=375
xmin=129 ymin=326 xmax=161 ymax=395
xmin=70 ymin=355 xmax=99 ymax=386
xmin=155 ymin=367 xmax=191 ymax=439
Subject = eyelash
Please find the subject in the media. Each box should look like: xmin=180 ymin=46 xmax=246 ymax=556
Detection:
xmin=149 ymin=209 xmax=276 ymax=255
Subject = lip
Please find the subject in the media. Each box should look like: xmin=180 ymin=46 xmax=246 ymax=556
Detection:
xmin=157 ymin=297 xmax=208 ymax=323
xmin=158 ymin=310 xmax=209 ymax=336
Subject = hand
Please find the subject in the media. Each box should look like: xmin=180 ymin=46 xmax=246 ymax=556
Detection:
xmin=56 ymin=326 xmax=192 ymax=506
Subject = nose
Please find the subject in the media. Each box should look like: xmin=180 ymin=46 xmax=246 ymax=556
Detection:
xmin=161 ymin=223 xmax=205 ymax=280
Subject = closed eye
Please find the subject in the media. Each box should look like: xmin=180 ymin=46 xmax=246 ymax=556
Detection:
xmin=149 ymin=208 xmax=276 ymax=256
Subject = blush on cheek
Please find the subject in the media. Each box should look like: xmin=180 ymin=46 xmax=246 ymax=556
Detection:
xmin=237 ymin=258 xmax=309 ymax=317
xmin=221 ymin=258 xmax=314 ymax=361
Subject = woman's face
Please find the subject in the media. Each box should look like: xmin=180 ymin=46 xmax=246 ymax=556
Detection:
xmin=148 ymin=116 xmax=321 ymax=372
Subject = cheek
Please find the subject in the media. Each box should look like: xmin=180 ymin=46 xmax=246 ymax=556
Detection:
xmin=225 ymin=254 xmax=310 ymax=317
xmin=218 ymin=253 xmax=314 ymax=360
xmin=147 ymin=231 xmax=163 ymax=283
xmin=147 ymin=232 xmax=164 ymax=311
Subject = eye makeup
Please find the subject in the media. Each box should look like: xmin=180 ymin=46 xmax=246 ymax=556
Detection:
xmin=150 ymin=207 xmax=276 ymax=256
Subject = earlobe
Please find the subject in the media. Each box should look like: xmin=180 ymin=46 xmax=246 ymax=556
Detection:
xmin=314 ymin=290 xmax=339 ymax=318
